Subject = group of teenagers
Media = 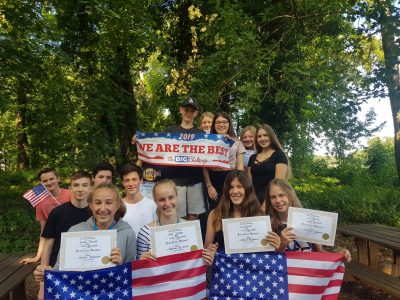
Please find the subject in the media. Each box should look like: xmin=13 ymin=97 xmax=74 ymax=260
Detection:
xmin=27 ymin=97 xmax=350 ymax=298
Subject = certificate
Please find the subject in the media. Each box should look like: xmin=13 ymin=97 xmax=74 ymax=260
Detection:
xmin=140 ymin=181 xmax=155 ymax=200
xmin=150 ymin=220 xmax=203 ymax=257
xmin=222 ymin=216 xmax=274 ymax=254
xmin=59 ymin=230 xmax=117 ymax=271
xmin=287 ymin=207 xmax=338 ymax=246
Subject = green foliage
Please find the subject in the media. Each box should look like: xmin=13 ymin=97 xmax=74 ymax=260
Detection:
xmin=293 ymin=138 xmax=400 ymax=227
xmin=0 ymin=171 xmax=38 ymax=252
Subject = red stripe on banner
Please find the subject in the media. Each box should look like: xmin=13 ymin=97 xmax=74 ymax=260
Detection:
xmin=289 ymin=283 xmax=330 ymax=294
xmin=133 ymin=265 xmax=205 ymax=287
xmin=286 ymin=251 xmax=344 ymax=262
xmin=137 ymin=153 xmax=164 ymax=160
xmin=133 ymin=250 xmax=203 ymax=270
xmin=133 ymin=280 xmax=206 ymax=300
xmin=327 ymin=279 xmax=344 ymax=288
xmin=288 ymin=267 xmax=337 ymax=277
xmin=211 ymin=159 xmax=230 ymax=164
xmin=136 ymin=157 xmax=231 ymax=169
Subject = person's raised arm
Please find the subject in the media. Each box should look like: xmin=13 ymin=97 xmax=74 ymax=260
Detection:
xmin=236 ymin=153 xmax=244 ymax=171
xmin=204 ymin=211 xmax=217 ymax=249
xmin=275 ymin=163 xmax=288 ymax=179
xmin=40 ymin=238 xmax=55 ymax=266
xmin=203 ymin=168 xmax=218 ymax=201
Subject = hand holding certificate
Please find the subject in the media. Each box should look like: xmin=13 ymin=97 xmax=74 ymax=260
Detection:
xmin=150 ymin=220 xmax=203 ymax=257
xmin=59 ymin=230 xmax=117 ymax=271
xmin=287 ymin=207 xmax=338 ymax=246
xmin=222 ymin=216 xmax=276 ymax=254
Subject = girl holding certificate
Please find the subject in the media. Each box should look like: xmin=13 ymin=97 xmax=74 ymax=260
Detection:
xmin=205 ymin=170 xmax=281 ymax=252
xmin=34 ymin=184 xmax=137 ymax=281
xmin=203 ymin=112 xmax=246 ymax=211
xmin=137 ymin=179 xmax=217 ymax=265
xmin=265 ymin=178 xmax=351 ymax=261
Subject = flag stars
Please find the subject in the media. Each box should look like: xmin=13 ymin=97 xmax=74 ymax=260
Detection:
xmin=271 ymin=258 xmax=277 ymax=264
xmin=78 ymin=275 xmax=84 ymax=280
xmin=108 ymin=292 xmax=114 ymax=299
xmin=279 ymin=287 xmax=285 ymax=294
xmin=252 ymin=286 xmax=258 ymax=292
xmin=93 ymin=273 xmax=99 ymax=279
xmin=252 ymin=274 xmax=257 ymax=280
xmin=258 ymin=280 xmax=264 ymax=286
xmin=85 ymin=279 xmax=91 ymax=285
xmin=123 ymin=267 xmax=128 ymax=273
xmin=122 ymin=290 xmax=129 ymax=296
xmin=54 ymin=279 xmax=60 ymax=286
xmin=46 ymin=273 xmax=53 ymax=280
xmin=47 ymin=287 xmax=53 ymax=294
xmin=69 ymin=291 xmax=76 ymax=298
xmin=123 ymin=279 xmax=128 ymax=285
xmin=93 ymin=284 xmax=99 ymax=290
xmin=245 ymin=280 xmax=251 ymax=286
xmin=77 ymin=284 xmax=83 ymax=291
xmin=272 ymin=281 xmax=278 ymax=287
xmin=226 ymin=284 xmax=231 ymax=290
xmin=62 ymin=274 xmax=68 ymax=279
xmin=278 ymin=276 xmax=284 ymax=282
xmin=101 ymin=278 xmax=107 ymax=284
xmin=278 ymin=264 xmax=284 ymax=271
xmin=61 ymin=285 xmax=68 ymax=292
xmin=85 ymin=290 xmax=91 ymax=296
xmin=54 ymin=293 xmax=60 ymax=299
xmin=258 ymin=258 xmax=263 ymax=264
xmin=69 ymin=279 xmax=76 ymax=285
xmin=108 ymin=271 xmax=114 ymax=277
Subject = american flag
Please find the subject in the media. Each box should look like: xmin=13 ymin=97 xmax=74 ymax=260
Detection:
xmin=210 ymin=251 xmax=345 ymax=300
xmin=44 ymin=250 xmax=206 ymax=300
xmin=23 ymin=183 xmax=51 ymax=207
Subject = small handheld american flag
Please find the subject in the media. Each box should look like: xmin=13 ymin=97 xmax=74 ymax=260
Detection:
xmin=23 ymin=183 xmax=51 ymax=207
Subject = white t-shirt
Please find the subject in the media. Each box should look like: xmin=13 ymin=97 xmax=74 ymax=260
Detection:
xmin=123 ymin=196 xmax=157 ymax=236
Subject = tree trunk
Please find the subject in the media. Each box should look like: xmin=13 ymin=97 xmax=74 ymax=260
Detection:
xmin=380 ymin=4 xmax=400 ymax=178
xmin=16 ymin=78 xmax=29 ymax=169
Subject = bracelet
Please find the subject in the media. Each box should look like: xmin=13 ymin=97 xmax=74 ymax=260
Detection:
xmin=207 ymin=184 xmax=212 ymax=188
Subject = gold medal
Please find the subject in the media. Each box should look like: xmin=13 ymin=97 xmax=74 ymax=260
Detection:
xmin=190 ymin=245 xmax=198 ymax=251
xmin=322 ymin=233 xmax=330 ymax=240
xmin=101 ymin=256 xmax=110 ymax=264
xmin=261 ymin=239 xmax=269 ymax=246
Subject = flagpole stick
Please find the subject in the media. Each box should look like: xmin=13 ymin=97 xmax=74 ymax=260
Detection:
xmin=41 ymin=183 xmax=61 ymax=206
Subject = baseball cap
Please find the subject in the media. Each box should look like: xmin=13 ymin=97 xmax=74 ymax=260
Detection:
xmin=181 ymin=97 xmax=199 ymax=111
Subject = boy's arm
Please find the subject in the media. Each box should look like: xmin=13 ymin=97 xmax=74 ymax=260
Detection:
xmin=20 ymin=220 xmax=46 ymax=264
xmin=41 ymin=238 xmax=55 ymax=266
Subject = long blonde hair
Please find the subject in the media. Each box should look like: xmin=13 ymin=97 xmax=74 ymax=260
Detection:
xmin=265 ymin=178 xmax=301 ymax=234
